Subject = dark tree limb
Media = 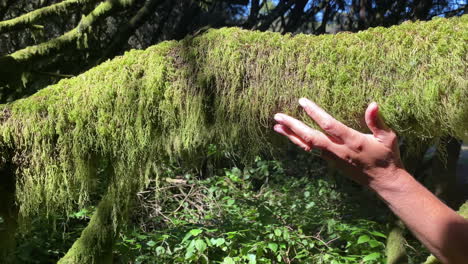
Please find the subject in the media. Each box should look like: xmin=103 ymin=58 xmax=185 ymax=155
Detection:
xmin=282 ymin=0 xmax=308 ymax=33
xmin=255 ymin=0 xmax=293 ymax=31
xmin=96 ymin=0 xmax=162 ymax=64
xmin=316 ymin=2 xmax=332 ymax=34
xmin=243 ymin=0 xmax=261 ymax=28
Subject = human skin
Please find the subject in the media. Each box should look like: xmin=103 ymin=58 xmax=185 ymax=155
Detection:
xmin=273 ymin=98 xmax=468 ymax=264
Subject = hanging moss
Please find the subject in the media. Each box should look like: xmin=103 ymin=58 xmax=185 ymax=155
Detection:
xmin=0 ymin=15 xmax=466 ymax=231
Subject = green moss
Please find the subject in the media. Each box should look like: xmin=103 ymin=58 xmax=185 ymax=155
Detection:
xmin=386 ymin=222 xmax=407 ymax=264
xmin=57 ymin=195 xmax=115 ymax=264
xmin=0 ymin=15 xmax=467 ymax=230
xmin=2 ymin=0 xmax=131 ymax=66
xmin=0 ymin=0 xmax=99 ymax=34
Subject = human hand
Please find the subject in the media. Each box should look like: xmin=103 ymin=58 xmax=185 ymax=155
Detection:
xmin=273 ymin=98 xmax=405 ymax=190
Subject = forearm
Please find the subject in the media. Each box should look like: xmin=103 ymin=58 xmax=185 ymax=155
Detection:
xmin=373 ymin=169 xmax=468 ymax=264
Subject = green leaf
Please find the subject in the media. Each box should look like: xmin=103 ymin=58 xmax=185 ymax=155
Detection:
xmin=194 ymin=239 xmax=207 ymax=252
xmin=274 ymin=229 xmax=282 ymax=237
xmin=357 ymin=235 xmax=371 ymax=244
xmin=189 ymin=229 xmax=203 ymax=236
xmin=368 ymin=240 xmax=381 ymax=248
xmin=363 ymin=252 xmax=381 ymax=261
xmin=185 ymin=240 xmax=196 ymax=259
xmin=268 ymin=242 xmax=278 ymax=253
xmin=227 ymin=199 xmax=235 ymax=206
xmin=137 ymin=234 xmax=148 ymax=240
xmin=146 ymin=240 xmax=156 ymax=247
xmin=211 ymin=237 xmax=225 ymax=247
xmin=370 ymin=231 xmax=387 ymax=238
xmin=305 ymin=202 xmax=315 ymax=209
xmin=155 ymin=246 xmax=165 ymax=256
xmin=222 ymin=257 xmax=236 ymax=264
xmin=247 ymin=254 xmax=257 ymax=264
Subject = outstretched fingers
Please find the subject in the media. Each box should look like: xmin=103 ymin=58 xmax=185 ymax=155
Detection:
xmin=273 ymin=124 xmax=313 ymax=151
xmin=298 ymin=98 xmax=359 ymax=144
xmin=274 ymin=113 xmax=334 ymax=151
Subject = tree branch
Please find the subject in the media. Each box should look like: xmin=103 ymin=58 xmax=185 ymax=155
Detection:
xmin=0 ymin=0 xmax=133 ymax=75
xmin=96 ymin=0 xmax=162 ymax=64
xmin=0 ymin=0 xmax=101 ymax=34
xmin=254 ymin=0 xmax=293 ymax=31
xmin=282 ymin=0 xmax=308 ymax=33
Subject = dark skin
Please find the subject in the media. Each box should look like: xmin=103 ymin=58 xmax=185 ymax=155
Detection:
xmin=274 ymin=98 xmax=468 ymax=264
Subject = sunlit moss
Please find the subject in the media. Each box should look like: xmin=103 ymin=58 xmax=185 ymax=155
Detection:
xmin=0 ymin=16 xmax=466 ymax=259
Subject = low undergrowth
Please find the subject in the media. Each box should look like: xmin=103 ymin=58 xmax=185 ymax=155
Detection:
xmin=14 ymin=154 xmax=428 ymax=263
xmin=114 ymin=156 xmax=427 ymax=264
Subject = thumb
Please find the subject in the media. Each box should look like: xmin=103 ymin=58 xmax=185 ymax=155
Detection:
xmin=365 ymin=102 xmax=391 ymax=140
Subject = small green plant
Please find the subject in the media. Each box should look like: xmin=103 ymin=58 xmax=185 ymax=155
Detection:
xmin=115 ymin=157 xmax=396 ymax=263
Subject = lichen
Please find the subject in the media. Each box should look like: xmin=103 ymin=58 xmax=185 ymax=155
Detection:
xmin=0 ymin=15 xmax=466 ymax=233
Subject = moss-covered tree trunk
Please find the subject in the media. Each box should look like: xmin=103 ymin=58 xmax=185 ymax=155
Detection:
xmin=57 ymin=195 xmax=115 ymax=264
xmin=0 ymin=15 xmax=466 ymax=263
xmin=386 ymin=220 xmax=408 ymax=264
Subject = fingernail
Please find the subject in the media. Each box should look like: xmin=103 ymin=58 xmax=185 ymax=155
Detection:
xmin=274 ymin=114 xmax=283 ymax=122
xmin=298 ymin=98 xmax=308 ymax=107
xmin=273 ymin=125 xmax=282 ymax=132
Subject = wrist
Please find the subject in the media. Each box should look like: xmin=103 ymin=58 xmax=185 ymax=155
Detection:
xmin=368 ymin=167 xmax=414 ymax=196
